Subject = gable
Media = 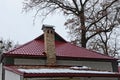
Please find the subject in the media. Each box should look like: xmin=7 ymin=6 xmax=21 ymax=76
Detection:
xmin=36 ymin=32 xmax=66 ymax=42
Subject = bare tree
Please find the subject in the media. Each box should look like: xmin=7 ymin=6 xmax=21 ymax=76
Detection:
xmin=0 ymin=39 xmax=19 ymax=54
xmin=88 ymin=28 xmax=120 ymax=56
xmin=0 ymin=39 xmax=18 ymax=62
xmin=23 ymin=0 xmax=120 ymax=55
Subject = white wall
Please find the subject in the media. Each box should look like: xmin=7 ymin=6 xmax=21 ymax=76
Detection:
xmin=5 ymin=69 xmax=21 ymax=80
xmin=0 ymin=63 xmax=2 ymax=80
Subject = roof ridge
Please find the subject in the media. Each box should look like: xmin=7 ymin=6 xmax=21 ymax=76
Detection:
xmin=35 ymin=32 xmax=67 ymax=42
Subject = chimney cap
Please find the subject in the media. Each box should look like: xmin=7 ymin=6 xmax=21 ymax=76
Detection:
xmin=42 ymin=24 xmax=55 ymax=30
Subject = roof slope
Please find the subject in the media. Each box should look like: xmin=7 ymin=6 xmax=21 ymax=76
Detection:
xmin=4 ymin=32 xmax=116 ymax=60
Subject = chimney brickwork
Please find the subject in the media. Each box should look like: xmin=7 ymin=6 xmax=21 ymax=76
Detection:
xmin=42 ymin=25 xmax=56 ymax=66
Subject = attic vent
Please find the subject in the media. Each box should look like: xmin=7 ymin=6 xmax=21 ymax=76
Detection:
xmin=51 ymin=30 xmax=53 ymax=34
xmin=47 ymin=30 xmax=49 ymax=33
xmin=46 ymin=30 xmax=54 ymax=34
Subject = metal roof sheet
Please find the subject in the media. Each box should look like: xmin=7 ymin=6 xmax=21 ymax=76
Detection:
xmin=4 ymin=33 xmax=116 ymax=60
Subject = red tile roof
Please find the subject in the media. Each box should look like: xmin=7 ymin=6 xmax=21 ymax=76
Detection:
xmin=4 ymin=32 xmax=116 ymax=60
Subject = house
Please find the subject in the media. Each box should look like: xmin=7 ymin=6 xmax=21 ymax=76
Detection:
xmin=0 ymin=25 xmax=120 ymax=80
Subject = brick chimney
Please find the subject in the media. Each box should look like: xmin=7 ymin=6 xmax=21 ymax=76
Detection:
xmin=42 ymin=25 xmax=56 ymax=66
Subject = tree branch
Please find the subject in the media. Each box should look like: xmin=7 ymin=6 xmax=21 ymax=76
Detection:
xmin=86 ymin=25 xmax=113 ymax=42
xmin=72 ymin=0 xmax=79 ymax=12
xmin=87 ymin=13 xmax=108 ymax=31
xmin=50 ymin=0 xmax=78 ymax=15
xmin=86 ymin=0 xmax=118 ymax=31
xmin=80 ymin=0 xmax=83 ymax=7
xmin=83 ymin=0 xmax=89 ymax=6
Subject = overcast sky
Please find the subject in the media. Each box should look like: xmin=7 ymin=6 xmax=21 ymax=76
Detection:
xmin=0 ymin=0 xmax=68 ymax=44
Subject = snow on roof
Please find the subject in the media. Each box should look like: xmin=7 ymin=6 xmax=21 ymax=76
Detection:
xmin=18 ymin=67 xmax=114 ymax=74
xmin=70 ymin=66 xmax=91 ymax=70
xmin=4 ymin=65 xmax=120 ymax=77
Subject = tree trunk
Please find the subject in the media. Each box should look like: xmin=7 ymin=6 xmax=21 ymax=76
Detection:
xmin=79 ymin=9 xmax=87 ymax=48
xmin=81 ymin=30 xmax=87 ymax=48
xmin=104 ymin=43 xmax=109 ymax=55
